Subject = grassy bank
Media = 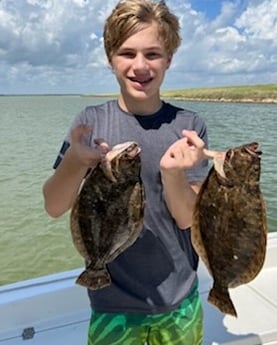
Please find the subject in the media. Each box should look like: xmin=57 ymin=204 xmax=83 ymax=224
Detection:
xmin=161 ymin=84 xmax=277 ymax=103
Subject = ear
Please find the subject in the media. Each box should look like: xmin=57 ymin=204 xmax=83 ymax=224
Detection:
xmin=166 ymin=55 xmax=172 ymax=69
xmin=107 ymin=60 xmax=115 ymax=74
xmin=108 ymin=56 xmax=117 ymax=74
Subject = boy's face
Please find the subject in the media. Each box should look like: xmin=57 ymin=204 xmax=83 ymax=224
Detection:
xmin=110 ymin=22 xmax=172 ymax=111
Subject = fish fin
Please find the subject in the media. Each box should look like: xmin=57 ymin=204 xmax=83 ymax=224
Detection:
xmin=76 ymin=268 xmax=111 ymax=290
xmin=100 ymin=160 xmax=116 ymax=182
xmin=215 ymin=172 xmax=234 ymax=187
xmin=208 ymin=285 xmax=237 ymax=317
xmin=213 ymin=153 xmax=226 ymax=179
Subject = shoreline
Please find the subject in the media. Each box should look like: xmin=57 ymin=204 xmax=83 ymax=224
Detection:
xmin=164 ymin=97 xmax=277 ymax=104
xmin=160 ymin=83 xmax=277 ymax=104
xmin=1 ymin=94 xmax=276 ymax=104
xmin=1 ymin=84 xmax=277 ymax=104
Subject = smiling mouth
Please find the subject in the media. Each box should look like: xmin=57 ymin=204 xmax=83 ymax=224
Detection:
xmin=129 ymin=77 xmax=153 ymax=85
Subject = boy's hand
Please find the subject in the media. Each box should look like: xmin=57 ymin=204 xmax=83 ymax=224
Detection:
xmin=69 ymin=125 xmax=110 ymax=168
xmin=160 ymin=130 xmax=216 ymax=173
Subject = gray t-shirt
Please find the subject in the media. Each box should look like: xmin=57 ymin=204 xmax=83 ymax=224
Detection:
xmin=54 ymin=100 xmax=209 ymax=314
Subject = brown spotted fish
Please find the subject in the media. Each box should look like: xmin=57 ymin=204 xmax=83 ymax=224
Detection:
xmin=70 ymin=141 xmax=145 ymax=290
xmin=192 ymin=142 xmax=267 ymax=317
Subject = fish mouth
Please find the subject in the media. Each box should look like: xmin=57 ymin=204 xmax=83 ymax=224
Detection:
xmin=126 ymin=144 xmax=141 ymax=157
xmin=245 ymin=142 xmax=262 ymax=158
xmin=101 ymin=142 xmax=141 ymax=182
xmin=108 ymin=142 xmax=140 ymax=160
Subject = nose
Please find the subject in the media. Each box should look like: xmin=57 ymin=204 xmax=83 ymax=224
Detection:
xmin=132 ymin=53 xmax=149 ymax=71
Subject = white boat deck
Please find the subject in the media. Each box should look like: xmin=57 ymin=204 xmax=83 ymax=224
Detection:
xmin=199 ymin=232 xmax=277 ymax=345
xmin=0 ymin=232 xmax=277 ymax=345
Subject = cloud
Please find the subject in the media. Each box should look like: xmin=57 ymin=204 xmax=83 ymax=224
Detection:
xmin=0 ymin=0 xmax=276 ymax=93
xmin=169 ymin=0 xmax=277 ymax=88
xmin=236 ymin=0 xmax=277 ymax=40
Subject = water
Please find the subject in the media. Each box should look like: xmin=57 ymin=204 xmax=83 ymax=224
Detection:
xmin=0 ymin=96 xmax=276 ymax=286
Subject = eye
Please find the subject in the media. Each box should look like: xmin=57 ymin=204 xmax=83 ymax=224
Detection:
xmin=117 ymin=51 xmax=135 ymax=58
xmin=146 ymin=52 xmax=161 ymax=60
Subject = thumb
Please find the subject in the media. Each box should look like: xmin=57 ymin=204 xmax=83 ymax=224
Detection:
xmin=203 ymin=148 xmax=225 ymax=160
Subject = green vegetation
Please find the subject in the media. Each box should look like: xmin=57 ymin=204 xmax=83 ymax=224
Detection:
xmin=161 ymin=84 xmax=277 ymax=103
xmin=82 ymin=84 xmax=277 ymax=103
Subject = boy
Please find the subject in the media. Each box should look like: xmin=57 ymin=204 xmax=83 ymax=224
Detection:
xmin=43 ymin=1 xmax=213 ymax=344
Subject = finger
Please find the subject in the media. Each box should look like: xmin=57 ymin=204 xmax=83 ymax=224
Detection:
xmin=169 ymin=146 xmax=184 ymax=161
xmin=71 ymin=124 xmax=93 ymax=143
xmin=94 ymin=138 xmax=110 ymax=155
xmin=182 ymin=130 xmax=204 ymax=148
xmin=203 ymin=149 xmax=226 ymax=160
xmin=182 ymin=130 xmax=224 ymax=159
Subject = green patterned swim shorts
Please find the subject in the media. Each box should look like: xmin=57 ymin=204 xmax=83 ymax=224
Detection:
xmin=87 ymin=285 xmax=203 ymax=345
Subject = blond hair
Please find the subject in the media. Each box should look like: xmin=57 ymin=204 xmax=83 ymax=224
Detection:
xmin=103 ymin=0 xmax=181 ymax=61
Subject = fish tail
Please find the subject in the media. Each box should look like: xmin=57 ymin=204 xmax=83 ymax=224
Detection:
xmin=208 ymin=285 xmax=237 ymax=317
xmin=76 ymin=267 xmax=111 ymax=290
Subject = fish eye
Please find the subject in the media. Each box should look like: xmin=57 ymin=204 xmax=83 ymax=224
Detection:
xmin=122 ymin=152 xmax=130 ymax=159
xmin=225 ymin=151 xmax=232 ymax=159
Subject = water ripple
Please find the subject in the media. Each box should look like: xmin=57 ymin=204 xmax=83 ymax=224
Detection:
xmin=0 ymin=96 xmax=276 ymax=285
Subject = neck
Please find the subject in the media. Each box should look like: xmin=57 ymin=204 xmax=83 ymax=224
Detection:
xmin=118 ymin=94 xmax=162 ymax=115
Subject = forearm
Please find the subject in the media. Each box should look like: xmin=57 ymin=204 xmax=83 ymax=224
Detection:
xmin=43 ymin=148 xmax=88 ymax=218
xmin=161 ymin=169 xmax=200 ymax=230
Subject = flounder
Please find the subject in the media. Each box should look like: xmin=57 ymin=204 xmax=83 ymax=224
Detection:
xmin=70 ymin=141 xmax=145 ymax=290
xmin=192 ymin=142 xmax=267 ymax=317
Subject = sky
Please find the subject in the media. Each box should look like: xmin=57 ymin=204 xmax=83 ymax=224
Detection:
xmin=0 ymin=0 xmax=276 ymax=94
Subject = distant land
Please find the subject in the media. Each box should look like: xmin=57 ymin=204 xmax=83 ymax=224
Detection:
xmin=83 ymin=83 xmax=277 ymax=104
xmin=1 ymin=84 xmax=277 ymax=104
xmin=161 ymin=84 xmax=277 ymax=104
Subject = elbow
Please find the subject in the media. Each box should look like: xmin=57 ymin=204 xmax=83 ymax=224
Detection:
xmin=42 ymin=185 xmax=68 ymax=218
xmin=176 ymin=219 xmax=191 ymax=230
xmin=172 ymin=212 xmax=192 ymax=230
xmin=44 ymin=202 xmax=65 ymax=218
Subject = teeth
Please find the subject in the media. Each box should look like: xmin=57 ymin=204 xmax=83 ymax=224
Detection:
xmin=130 ymin=77 xmax=151 ymax=83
